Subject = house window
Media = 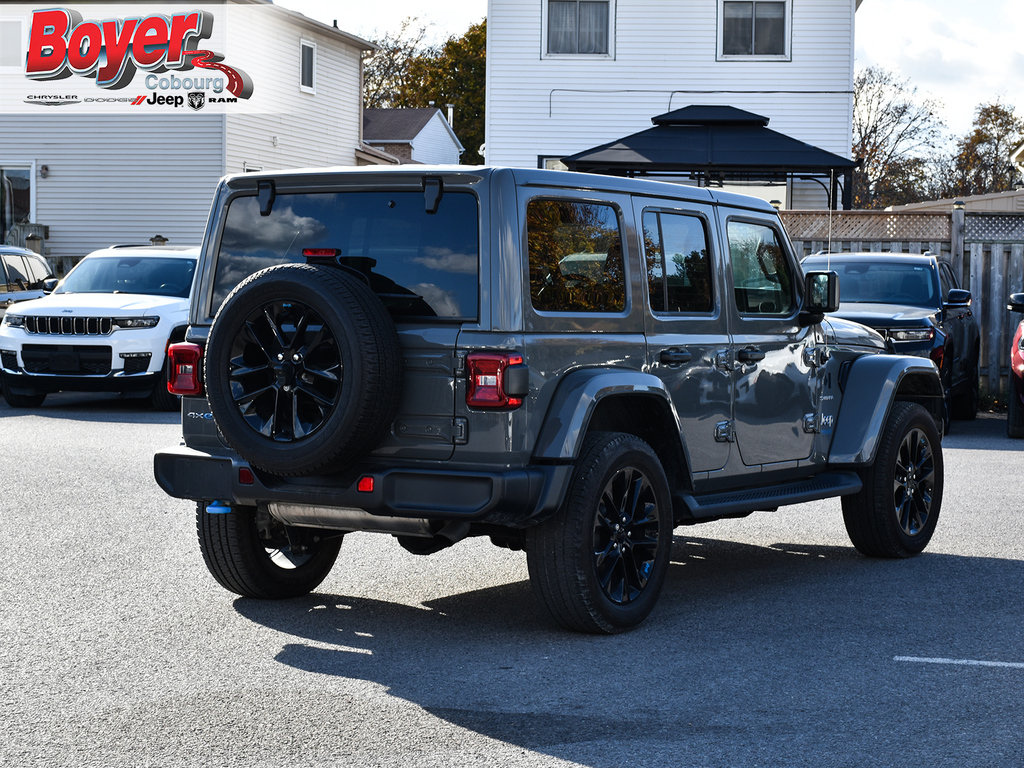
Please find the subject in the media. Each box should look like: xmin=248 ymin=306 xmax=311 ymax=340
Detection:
xmin=0 ymin=20 xmax=22 ymax=67
xmin=300 ymin=40 xmax=316 ymax=93
xmin=0 ymin=167 xmax=32 ymax=244
xmin=545 ymin=0 xmax=613 ymax=56
xmin=720 ymin=1 xmax=789 ymax=59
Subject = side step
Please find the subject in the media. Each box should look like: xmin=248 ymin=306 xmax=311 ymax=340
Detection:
xmin=677 ymin=471 xmax=862 ymax=520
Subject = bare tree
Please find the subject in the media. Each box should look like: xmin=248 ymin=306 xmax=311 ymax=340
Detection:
xmin=852 ymin=66 xmax=945 ymax=208
xmin=362 ymin=18 xmax=432 ymax=109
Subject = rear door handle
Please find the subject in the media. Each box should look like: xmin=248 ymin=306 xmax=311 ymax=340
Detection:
xmin=659 ymin=348 xmax=692 ymax=366
xmin=737 ymin=346 xmax=765 ymax=363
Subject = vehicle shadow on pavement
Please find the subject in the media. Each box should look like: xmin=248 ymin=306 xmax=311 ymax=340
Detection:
xmin=233 ymin=536 xmax=1024 ymax=767
xmin=0 ymin=392 xmax=180 ymax=424
xmin=943 ymin=411 xmax=1024 ymax=451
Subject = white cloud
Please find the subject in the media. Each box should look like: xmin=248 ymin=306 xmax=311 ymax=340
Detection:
xmin=855 ymin=0 xmax=1024 ymax=136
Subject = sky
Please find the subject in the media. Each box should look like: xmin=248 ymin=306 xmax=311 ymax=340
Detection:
xmin=274 ymin=0 xmax=1021 ymax=138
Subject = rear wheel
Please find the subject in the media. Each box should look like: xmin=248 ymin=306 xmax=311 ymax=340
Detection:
xmin=842 ymin=401 xmax=943 ymax=558
xmin=526 ymin=432 xmax=673 ymax=634
xmin=196 ymin=503 xmax=342 ymax=598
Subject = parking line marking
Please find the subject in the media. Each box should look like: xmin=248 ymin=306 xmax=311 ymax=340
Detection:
xmin=895 ymin=656 xmax=1024 ymax=669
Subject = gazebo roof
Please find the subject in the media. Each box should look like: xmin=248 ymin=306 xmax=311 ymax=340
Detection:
xmin=563 ymin=105 xmax=857 ymax=177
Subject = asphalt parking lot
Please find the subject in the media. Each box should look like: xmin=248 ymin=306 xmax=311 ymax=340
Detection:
xmin=1 ymin=394 xmax=1022 ymax=767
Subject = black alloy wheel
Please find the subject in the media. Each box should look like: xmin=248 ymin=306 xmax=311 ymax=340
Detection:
xmin=891 ymin=425 xmax=937 ymax=538
xmin=228 ymin=299 xmax=341 ymax=441
xmin=592 ymin=465 xmax=663 ymax=606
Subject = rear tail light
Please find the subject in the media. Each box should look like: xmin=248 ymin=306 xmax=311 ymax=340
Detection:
xmin=466 ymin=352 xmax=528 ymax=410
xmin=167 ymin=342 xmax=203 ymax=396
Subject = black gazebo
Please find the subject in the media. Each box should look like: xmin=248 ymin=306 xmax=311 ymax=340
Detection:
xmin=562 ymin=105 xmax=858 ymax=210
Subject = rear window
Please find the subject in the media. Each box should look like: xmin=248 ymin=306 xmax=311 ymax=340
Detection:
xmin=211 ymin=190 xmax=479 ymax=320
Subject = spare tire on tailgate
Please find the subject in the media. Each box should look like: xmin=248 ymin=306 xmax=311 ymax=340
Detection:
xmin=205 ymin=263 xmax=402 ymax=476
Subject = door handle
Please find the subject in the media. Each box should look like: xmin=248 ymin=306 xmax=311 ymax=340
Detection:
xmin=659 ymin=348 xmax=692 ymax=366
xmin=737 ymin=346 xmax=765 ymax=363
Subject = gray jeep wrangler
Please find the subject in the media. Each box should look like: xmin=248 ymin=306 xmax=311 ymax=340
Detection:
xmin=154 ymin=167 xmax=945 ymax=633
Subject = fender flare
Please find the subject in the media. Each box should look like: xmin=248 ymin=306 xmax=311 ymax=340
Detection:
xmin=829 ymin=354 xmax=943 ymax=466
xmin=532 ymin=368 xmax=685 ymax=461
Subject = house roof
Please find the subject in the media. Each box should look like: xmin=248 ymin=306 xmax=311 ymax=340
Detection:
xmin=563 ymin=105 xmax=857 ymax=177
xmin=363 ymin=108 xmax=443 ymax=142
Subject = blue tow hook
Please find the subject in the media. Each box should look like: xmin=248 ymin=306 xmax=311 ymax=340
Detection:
xmin=206 ymin=501 xmax=232 ymax=514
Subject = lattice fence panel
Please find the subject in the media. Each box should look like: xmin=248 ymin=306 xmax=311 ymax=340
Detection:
xmin=965 ymin=213 xmax=1024 ymax=243
xmin=781 ymin=211 xmax=950 ymax=241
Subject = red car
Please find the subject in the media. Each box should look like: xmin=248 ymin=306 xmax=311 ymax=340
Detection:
xmin=1009 ymin=293 xmax=1024 ymax=438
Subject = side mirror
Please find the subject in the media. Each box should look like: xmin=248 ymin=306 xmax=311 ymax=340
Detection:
xmin=944 ymin=288 xmax=971 ymax=307
xmin=42 ymin=278 xmax=58 ymax=293
xmin=799 ymin=271 xmax=839 ymax=326
xmin=1009 ymin=292 xmax=1024 ymax=313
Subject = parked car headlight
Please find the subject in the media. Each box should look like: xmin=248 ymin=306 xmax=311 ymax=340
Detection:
xmin=3 ymin=314 xmax=25 ymax=328
xmin=888 ymin=328 xmax=933 ymax=342
xmin=113 ymin=317 xmax=160 ymax=329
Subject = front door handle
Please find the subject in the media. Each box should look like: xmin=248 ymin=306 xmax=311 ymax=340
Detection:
xmin=659 ymin=348 xmax=692 ymax=366
xmin=737 ymin=346 xmax=766 ymax=364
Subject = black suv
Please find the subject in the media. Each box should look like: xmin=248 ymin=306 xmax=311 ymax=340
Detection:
xmin=801 ymin=252 xmax=980 ymax=427
xmin=155 ymin=167 xmax=945 ymax=633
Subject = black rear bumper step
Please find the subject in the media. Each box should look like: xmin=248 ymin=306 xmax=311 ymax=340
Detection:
xmin=678 ymin=471 xmax=862 ymax=519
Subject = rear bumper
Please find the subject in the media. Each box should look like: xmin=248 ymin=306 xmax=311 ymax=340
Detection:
xmin=153 ymin=445 xmax=572 ymax=529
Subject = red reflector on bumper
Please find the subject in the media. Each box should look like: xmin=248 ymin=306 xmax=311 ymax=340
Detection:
xmin=357 ymin=476 xmax=374 ymax=493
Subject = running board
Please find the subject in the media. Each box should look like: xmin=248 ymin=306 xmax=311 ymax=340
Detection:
xmin=678 ymin=471 xmax=862 ymax=520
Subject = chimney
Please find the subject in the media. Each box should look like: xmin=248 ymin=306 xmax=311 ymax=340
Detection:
xmin=446 ymin=103 xmax=454 ymax=128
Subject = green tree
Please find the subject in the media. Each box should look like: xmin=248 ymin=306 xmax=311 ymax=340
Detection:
xmin=936 ymin=102 xmax=1024 ymax=197
xmin=363 ymin=19 xmax=487 ymax=164
xmin=852 ymin=66 xmax=945 ymax=209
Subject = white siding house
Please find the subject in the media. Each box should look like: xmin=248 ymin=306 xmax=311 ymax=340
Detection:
xmin=0 ymin=1 xmax=377 ymax=271
xmin=485 ymin=0 xmax=862 ymax=208
xmin=363 ymin=108 xmax=465 ymax=165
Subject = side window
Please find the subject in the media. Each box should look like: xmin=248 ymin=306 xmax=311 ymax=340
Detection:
xmin=2 ymin=254 xmax=29 ymax=292
xmin=24 ymin=253 xmax=51 ymax=285
xmin=643 ymin=210 xmax=713 ymax=313
xmin=527 ymin=199 xmax=625 ymax=313
xmin=727 ymin=220 xmax=795 ymax=316
xmin=938 ymin=263 xmax=955 ymax=297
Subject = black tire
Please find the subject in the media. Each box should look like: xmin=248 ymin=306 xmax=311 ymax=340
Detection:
xmin=1008 ymin=381 xmax=1024 ymax=438
xmin=150 ymin=356 xmax=181 ymax=411
xmin=842 ymin=401 xmax=943 ymax=558
xmin=526 ymin=432 xmax=673 ymax=634
xmin=204 ymin=263 xmax=402 ymax=476
xmin=196 ymin=503 xmax=341 ymax=598
xmin=3 ymin=381 xmax=46 ymax=408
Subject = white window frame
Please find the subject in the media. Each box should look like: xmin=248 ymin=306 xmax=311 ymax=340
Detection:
xmin=717 ymin=0 xmax=792 ymax=62
xmin=299 ymin=39 xmax=316 ymax=94
xmin=541 ymin=0 xmax=616 ymax=60
xmin=0 ymin=161 xmax=37 ymax=240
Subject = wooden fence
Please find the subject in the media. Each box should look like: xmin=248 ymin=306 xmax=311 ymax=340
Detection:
xmin=782 ymin=208 xmax=1024 ymax=396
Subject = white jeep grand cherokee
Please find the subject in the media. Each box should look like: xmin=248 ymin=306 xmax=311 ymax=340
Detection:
xmin=0 ymin=244 xmax=198 ymax=409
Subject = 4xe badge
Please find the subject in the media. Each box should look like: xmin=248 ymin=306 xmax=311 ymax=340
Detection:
xmin=188 ymin=92 xmax=206 ymax=111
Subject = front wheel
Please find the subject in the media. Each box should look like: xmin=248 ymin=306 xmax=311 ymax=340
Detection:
xmin=842 ymin=401 xmax=943 ymax=558
xmin=526 ymin=432 xmax=673 ymax=634
xmin=196 ymin=503 xmax=341 ymax=598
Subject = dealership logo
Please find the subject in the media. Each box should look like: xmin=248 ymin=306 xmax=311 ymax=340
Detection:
xmin=188 ymin=92 xmax=205 ymax=110
xmin=24 ymin=94 xmax=79 ymax=106
xmin=24 ymin=8 xmax=253 ymax=99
